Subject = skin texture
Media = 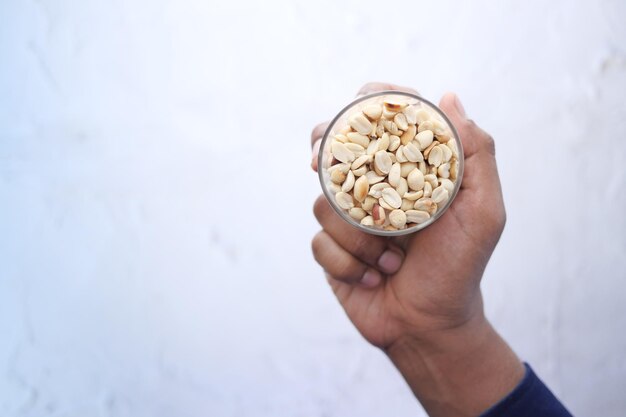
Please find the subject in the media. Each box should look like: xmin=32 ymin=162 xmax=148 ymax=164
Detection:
xmin=310 ymin=82 xmax=525 ymax=417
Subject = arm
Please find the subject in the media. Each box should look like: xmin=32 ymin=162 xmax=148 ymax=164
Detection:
xmin=386 ymin=315 xmax=524 ymax=416
xmin=481 ymin=364 xmax=573 ymax=417
xmin=310 ymin=82 xmax=571 ymax=417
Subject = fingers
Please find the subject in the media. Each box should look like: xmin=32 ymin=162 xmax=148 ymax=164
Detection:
xmin=438 ymin=93 xmax=494 ymax=159
xmin=438 ymin=93 xmax=506 ymax=238
xmin=310 ymin=122 xmax=329 ymax=172
xmin=358 ymin=82 xmax=420 ymax=96
xmin=313 ymin=196 xmax=404 ymax=274
xmin=311 ymin=139 xmax=321 ymax=172
xmin=311 ymin=121 xmax=329 ymax=148
xmin=312 ymin=231 xmax=382 ymax=288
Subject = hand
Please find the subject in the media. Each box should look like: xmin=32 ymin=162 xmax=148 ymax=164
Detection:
xmin=310 ymin=82 xmax=524 ymax=417
xmin=311 ymin=82 xmax=504 ymax=348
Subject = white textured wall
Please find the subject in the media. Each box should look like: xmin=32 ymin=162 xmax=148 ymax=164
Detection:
xmin=1 ymin=0 xmax=625 ymax=416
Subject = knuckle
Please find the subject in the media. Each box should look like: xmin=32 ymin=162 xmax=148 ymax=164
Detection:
xmin=487 ymin=213 xmax=506 ymax=244
xmin=311 ymin=122 xmax=329 ymax=143
xmin=464 ymin=118 xmax=496 ymax=156
xmin=313 ymin=195 xmax=330 ymax=221
xmin=335 ymin=260 xmax=362 ymax=282
xmin=462 ymin=118 xmax=478 ymax=132
xmin=351 ymin=233 xmax=381 ymax=262
xmin=494 ymin=208 xmax=507 ymax=233
xmin=311 ymin=232 xmax=363 ymax=282
xmin=477 ymin=203 xmax=506 ymax=239
xmin=481 ymin=132 xmax=496 ymax=156
xmin=310 ymin=232 xmax=326 ymax=262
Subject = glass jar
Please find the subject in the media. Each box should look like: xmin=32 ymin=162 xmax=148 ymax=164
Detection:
xmin=317 ymin=91 xmax=464 ymax=236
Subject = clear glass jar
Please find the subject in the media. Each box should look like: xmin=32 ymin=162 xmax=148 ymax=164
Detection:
xmin=317 ymin=91 xmax=464 ymax=236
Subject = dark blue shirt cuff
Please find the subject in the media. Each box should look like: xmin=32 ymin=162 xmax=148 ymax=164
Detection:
xmin=479 ymin=363 xmax=573 ymax=417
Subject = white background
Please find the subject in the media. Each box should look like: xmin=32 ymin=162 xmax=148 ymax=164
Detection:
xmin=1 ymin=1 xmax=625 ymax=416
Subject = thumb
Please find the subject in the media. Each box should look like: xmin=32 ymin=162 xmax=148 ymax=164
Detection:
xmin=438 ymin=92 xmax=495 ymax=159
xmin=438 ymin=93 xmax=502 ymax=197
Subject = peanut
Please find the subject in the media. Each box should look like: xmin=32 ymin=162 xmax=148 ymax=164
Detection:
xmin=400 ymin=124 xmax=417 ymax=146
xmin=389 ymin=209 xmax=407 ymax=228
xmin=415 ymin=109 xmax=431 ymax=124
xmin=405 ymin=210 xmax=430 ymax=224
xmin=388 ymin=162 xmax=402 ymax=187
xmin=330 ymin=169 xmax=346 ymax=184
xmin=331 ymin=142 xmax=355 ymax=163
xmin=416 ymin=130 xmax=434 ymax=150
xmin=374 ymin=150 xmax=393 ymax=175
xmin=351 ymin=154 xmax=371 ymax=170
xmin=394 ymin=113 xmax=409 ymax=131
xmin=414 ymin=198 xmax=437 ymax=215
xmin=341 ymin=170 xmax=356 ymax=192
xmin=388 ymin=134 xmax=401 ymax=152
xmin=361 ymin=215 xmax=374 ymax=226
xmin=431 ymin=186 xmax=449 ymax=204
xmin=381 ymin=188 xmax=402 ymax=209
xmin=344 ymin=142 xmax=366 ymax=157
xmin=348 ymin=113 xmax=373 ymax=135
xmin=377 ymin=133 xmax=390 ymax=152
xmin=403 ymin=105 xmax=418 ymax=124
xmin=395 ymin=177 xmax=409 ymax=198
xmin=349 ymin=207 xmax=367 ymax=221
xmin=369 ymin=182 xmax=392 ymax=198
xmin=353 ymin=175 xmax=370 ymax=202
xmin=323 ymin=97 xmax=461 ymax=233
xmin=384 ymin=101 xmax=408 ymax=112
xmin=400 ymin=162 xmax=418 ymax=177
xmin=396 ymin=145 xmax=408 ymax=163
xmin=403 ymin=142 xmax=424 ymax=163
xmin=407 ymin=168 xmax=425 ymax=191
xmin=352 ymin=165 xmax=367 ymax=176
xmin=347 ymin=132 xmax=371 ymax=148
xmin=363 ymin=104 xmax=383 ymax=120
xmin=378 ymin=197 xmax=395 ymax=211
xmin=372 ymin=204 xmax=386 ymax=225
xmin=403 ymin=190 xmax=424 ymax=201
xmin=400 ymin=198 xmax=414 ymax=211
xmin=361 ymin=195 xmax=377 ymax=212
xmin=335 ymin=192 xmax=354 ymax=210
xmin=365 ymin=170 xmax=385 ymax=185
xmin=428 ymin=145 xmax=443 ymax=167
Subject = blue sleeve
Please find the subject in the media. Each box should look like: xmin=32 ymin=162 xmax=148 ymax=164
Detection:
xmin=479 ymin=363 xmax=573 ymax=417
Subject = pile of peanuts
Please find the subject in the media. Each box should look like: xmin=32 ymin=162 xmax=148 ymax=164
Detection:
xmin=323 ymin=99 xmax=460 ymax=232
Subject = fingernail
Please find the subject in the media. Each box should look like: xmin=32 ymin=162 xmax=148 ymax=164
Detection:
xmin=453 ymin=94 xmax=467 ymax=118
xmin=361 ymin=269 xmax=381 ymax=288
xmin=378 ymin=250 xmax=403 ymax=274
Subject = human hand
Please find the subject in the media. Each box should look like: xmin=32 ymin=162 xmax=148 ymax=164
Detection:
xmin=310 ymin=82 xmax=523 ymax=417
xmin=311 ymin=82 xmax=505 ymax=348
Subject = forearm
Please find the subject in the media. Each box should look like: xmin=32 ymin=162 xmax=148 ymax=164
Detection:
xmin=386 ymin=313 xmax=525 ymax=417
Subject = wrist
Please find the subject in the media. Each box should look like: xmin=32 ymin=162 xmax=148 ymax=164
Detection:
xmin=385 ymin=314 xmax=524 ymax=417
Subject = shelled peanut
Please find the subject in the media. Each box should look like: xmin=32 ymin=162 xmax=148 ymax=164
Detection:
xmin=324 ymin=99 xmax=460 ymax=232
